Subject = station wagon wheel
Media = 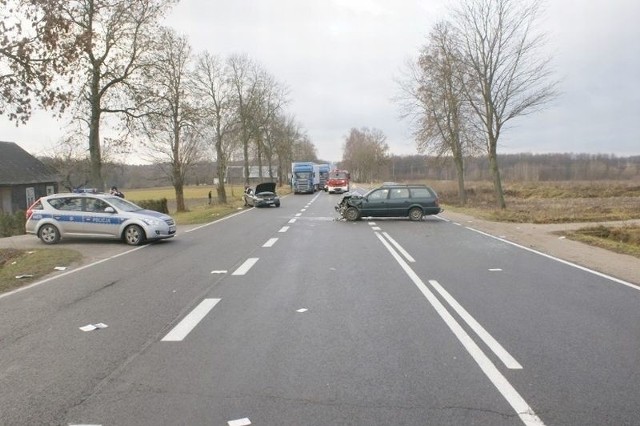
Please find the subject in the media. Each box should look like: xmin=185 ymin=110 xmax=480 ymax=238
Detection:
xmin=38 ymin=224 xmax=60 ymax=244
xmin=344 ymin=207 xmax=361 ymax=221
xmin=124 ymin=224 xmax=145 ymax=246
xmin=409 ymin=207 xmax=423 ymax=221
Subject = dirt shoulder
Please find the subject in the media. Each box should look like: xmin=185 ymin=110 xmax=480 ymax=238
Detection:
xmin=439 ymin=211 xmax=640 ymax=287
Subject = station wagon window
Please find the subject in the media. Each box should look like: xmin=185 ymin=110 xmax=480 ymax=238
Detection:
xmin=368 ymin=189 xmax=389 ymax=200
xmin=410 ymin=187 xmax=432 ymax=198
xmin=389 ymin=188 xmax=410 ymax=199
xmin=49 ymin=197 xmax=83 ymax=211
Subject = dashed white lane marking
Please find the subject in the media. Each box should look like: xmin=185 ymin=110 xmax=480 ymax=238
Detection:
xmin=374 ymin=233 xmax=543 ymax=425
xmin=211 ymin=270 xmax=227 ymax=274
xmin=301 ymin=208 xmax=307 ymax=212
xmin=295 ymin=213 xmax=302 ymax=217
xmin=489 ymin=268 xmax=503 ymax=272
xmin=162 ymin=298 xmax=220 ymax=342
xmin=232 ymin=258 xmax=259 ymax=275
xmin=371 ymin=226 xmax=381 ymax=231
xmin=228 ymin=417 xmax=251 ymax=426
xmin=288 ymin=218 xmax=297 ymax=224
xmin=279 ymin=226 xmax=290 ymax=233
xmin=263 ymin=238 xmax=278 ymax=247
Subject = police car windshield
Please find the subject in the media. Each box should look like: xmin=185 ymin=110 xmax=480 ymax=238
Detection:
xmin=106 ymin=196 xmax=143 ymax=212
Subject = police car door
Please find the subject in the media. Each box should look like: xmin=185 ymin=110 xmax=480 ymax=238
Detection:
xmin=83 ymin=197 xmax=122 ymax=237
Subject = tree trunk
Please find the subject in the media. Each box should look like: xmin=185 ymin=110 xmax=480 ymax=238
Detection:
xmin=216 ymin=149 xmax=227 ymax=204
xmin=88 ymin=70 xmax=103 ymax=190
xmin=453 ymin=153 xmax=467 ymax=205
xmin=488 ymin=142 xmax=506 ymax=209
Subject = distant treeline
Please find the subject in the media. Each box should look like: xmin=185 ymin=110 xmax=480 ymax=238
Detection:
xmin=98 ymin=153 xmax=640 ymax=190
xmin=387 ymin=153 xmax=640 ymax=182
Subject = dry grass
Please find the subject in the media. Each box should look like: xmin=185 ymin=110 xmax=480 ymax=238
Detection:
xmin=436 ymin=180 xmax=640 ymax=223
xmin=0 ymin=248 xmax=81 ymax=294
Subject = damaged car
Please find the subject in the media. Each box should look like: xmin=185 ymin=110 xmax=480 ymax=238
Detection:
xmin=335 ymin=184 xmax=442 ymax=221
xmin=244 ymin=182 xmax=281 ymax=208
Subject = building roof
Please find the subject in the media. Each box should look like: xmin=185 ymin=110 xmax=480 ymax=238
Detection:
xmin=0 ymin=141 xmax=58 ymax=185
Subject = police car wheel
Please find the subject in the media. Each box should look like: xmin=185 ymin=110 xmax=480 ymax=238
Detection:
xmin=124 ymin=224 xmax=145 ymax=246
xmin=38 ymin=224 xmax=60 ymax=244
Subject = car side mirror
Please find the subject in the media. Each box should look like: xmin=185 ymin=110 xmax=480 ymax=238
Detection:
xmin=104 ymin=207 xmax=115 ymax=213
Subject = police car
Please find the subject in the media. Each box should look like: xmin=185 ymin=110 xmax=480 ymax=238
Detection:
xmin=25 ymin=193 xmax=176 ymax=246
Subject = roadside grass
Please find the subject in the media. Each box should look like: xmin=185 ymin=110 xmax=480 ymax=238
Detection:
xmin=0 ymin=248 xmax=81 ymax=294
xmin=436 ymin=180 xmax=640 ymax=258
xmin=559 ymin=225 xmax=640 ymax=258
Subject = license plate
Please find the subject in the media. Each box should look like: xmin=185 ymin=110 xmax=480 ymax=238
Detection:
xmin=266 ymin=200 xmax=274 ymax=204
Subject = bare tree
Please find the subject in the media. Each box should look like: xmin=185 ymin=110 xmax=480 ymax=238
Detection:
xmin=135 ymin=27 xmax=202 ymax=212
xmin=454 ymin=0 xmax=558 ymax=208
xmin=192 ymin=52 xmax=239 ymax=203
xmin=0 ymin=0 xmax=78 ymax=124
xmin=398 ymin=21 xmax=480 ymax=204
xmin=227 ymin=54 xmax=263 ymax=186
xmin=342 ymin=127 xmax=389 ymax=183
xmin=53 ymin=0 xmax=176 ymax=190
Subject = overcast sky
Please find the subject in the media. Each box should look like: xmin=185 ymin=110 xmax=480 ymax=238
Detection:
xmin=3 ymin=0 xmax=639 ymax=163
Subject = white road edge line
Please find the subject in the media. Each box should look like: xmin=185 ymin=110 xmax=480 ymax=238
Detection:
xmin=162 ymin=298 xmax=220 ymax=342
xmin=428 ymin=279 xmax=522 ymax=370
xmin=466 ymin=227 xmax=640 ymax=292
xmin=232 ymin=258 xmax=259 ymax=275
xmin=263 ymin=238 xmax=278 ymax=247
xmin=374 ymin=232 xmax=544 ymax=426
xmin=0 ymin=245 xmax=147 ymax=301
xmin=381 ymin=232 xmax=415 ymax=263
xmin=185 ymin=208 xmax=252 ymax=233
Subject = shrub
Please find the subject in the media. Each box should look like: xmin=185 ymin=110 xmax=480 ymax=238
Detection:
xmin=0 ymin=211 xmax=26 ymax=237
xmin=136 ymin=198 xmax=169 ymax=214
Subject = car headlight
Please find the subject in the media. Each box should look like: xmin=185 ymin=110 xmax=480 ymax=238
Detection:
xmin=142 ymin=217 xmax=164 ymax=226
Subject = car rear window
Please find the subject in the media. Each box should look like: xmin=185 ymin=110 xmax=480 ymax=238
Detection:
xmin=410 ymin=187 xmax=433 ymax=198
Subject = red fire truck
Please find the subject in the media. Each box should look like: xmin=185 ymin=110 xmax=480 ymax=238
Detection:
xmin=326 ymin=169 xmax=350 ymax=193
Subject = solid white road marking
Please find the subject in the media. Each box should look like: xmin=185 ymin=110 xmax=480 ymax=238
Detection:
xmin=228 ymin=418 xmax=251 ymax=426
xmin=381 ymin=232 xmax=415 ymax=263
xmin=374 ymin=233 xmax=543 ymax=425
xmin=279 ymin=226 xmax=290 ymax=233
xmin=466 ymin=227 xmax=640 ymax=292
xmin=232 ymin=258 xmax=259 ymax=275
xmin=489 ymin=268 xmax=503 ymax=272
xmin=162 ymin=298 xmax=220 ymax=342
xmin=263 ymin=238 xmax=278 ymax=247
xmin=428 ymin=280 xmax=522 ymax=370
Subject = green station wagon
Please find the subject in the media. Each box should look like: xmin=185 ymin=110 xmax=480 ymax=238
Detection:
xmin=335 ymin=184 xmax=442 ymax=221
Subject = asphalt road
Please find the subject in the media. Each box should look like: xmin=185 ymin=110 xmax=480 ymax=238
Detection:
xmin=1 ymin=191 xmax=639 ymax=425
